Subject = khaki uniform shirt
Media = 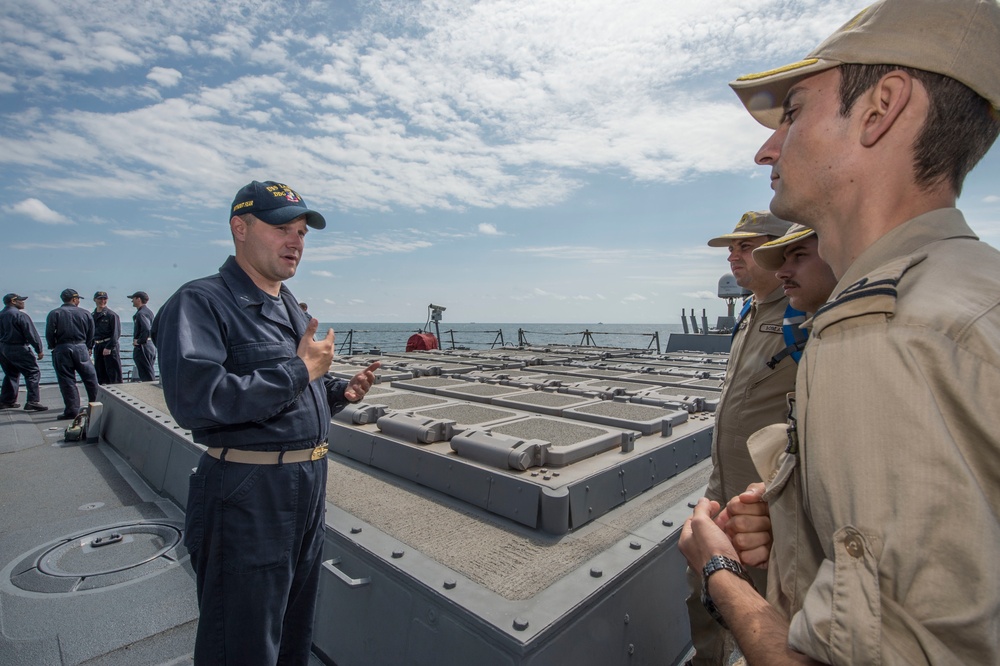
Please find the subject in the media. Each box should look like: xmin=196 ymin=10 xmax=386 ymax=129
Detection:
xmin=707 ymin=285 xmax=797 ymax=504
xmin=751 ymin=210 xmax=1000 ymax=665
xmin=691 ymin=287 xmax=796 ymax=666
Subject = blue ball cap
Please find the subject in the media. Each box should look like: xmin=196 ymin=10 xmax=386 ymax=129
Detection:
xmin=230 ymin=180 xmax=326 ymax=230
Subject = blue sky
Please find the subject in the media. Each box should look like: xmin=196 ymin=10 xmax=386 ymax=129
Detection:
xmin=3 ymin=0 xmax=1000 ymax=325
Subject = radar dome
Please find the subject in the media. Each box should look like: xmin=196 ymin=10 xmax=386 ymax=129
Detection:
xmin=718 ymin=274 xmax=749 ymax=299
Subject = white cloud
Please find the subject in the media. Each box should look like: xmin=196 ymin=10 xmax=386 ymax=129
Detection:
xmin=147 ymin=66 xmax=182 ymax=87
xmin=6 ymin=198 xmax=72 ymax=225
xmin=112 ymin=229 xmax=163 ymax=238
xmin=11 ymin=241 xmax=105 ymax=250
xmin=311 ymin=270 xmax=335 ymax=277
xmin=307 ymin=234 xmax=433 ymax=261
xmin=478 ymin=223 xmax=501 ymax=235
xmin=0 ymin=0 xmax=859 ymax=218
xmin=623 ymin=293 xmax=648 ymax=302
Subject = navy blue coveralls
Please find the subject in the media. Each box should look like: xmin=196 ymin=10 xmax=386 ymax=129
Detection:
xmin=133 ymin=304 xmax=156 ymax=381
xmin=0 ymin=305 xmax=44 ymax=406
xmin=92 ymin=307 xmax=123 ymax=384
xmin=153 ymin=256 xmax=351 ymax=666
xmin=45 ymin=303 xmax=99 ymax=417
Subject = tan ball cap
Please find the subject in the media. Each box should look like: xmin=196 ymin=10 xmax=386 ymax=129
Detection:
xmin=730 ymin=0 xmax=1000 ymax=129
xmin=707 ymin=210 xmax=794 ymax=247
xmin=752 ymin=224 xmax=817 ymax=270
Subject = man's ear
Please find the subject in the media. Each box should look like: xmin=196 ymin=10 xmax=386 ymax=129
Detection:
xmin=859 ymin=70 xmax=914 ymax=148
xmin=230 ymin=215 xmax=246 ymax=242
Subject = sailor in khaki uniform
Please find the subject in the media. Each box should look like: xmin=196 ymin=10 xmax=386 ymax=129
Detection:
xmin=686 ymin=210 xmax=800 ymax=665
xmin=679 ymin=1 xmax=1000 ymax=664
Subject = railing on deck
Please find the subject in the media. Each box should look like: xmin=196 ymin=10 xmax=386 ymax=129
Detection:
xmin=517 ymin=328 xmax=661 ymax=354
xmin=336 ymin=328 xmax=507 ymax=355
xmin=335 ymin=327 xmax=661 ymax=356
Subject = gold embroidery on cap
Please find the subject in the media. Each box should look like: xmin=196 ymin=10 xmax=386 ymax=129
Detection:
xmin=761 ymin=229 xmax=814 ymax=248
xmin=842 ymin=6 xmax=870 ymax=32
xmin=737 ymin=58 xmax=820 ymax=82
xmin=735 ymin=212 xmax=757 ymax=229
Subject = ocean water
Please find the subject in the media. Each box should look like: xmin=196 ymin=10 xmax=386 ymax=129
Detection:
xmin=28 ymin=321 xmax=687 ymax=385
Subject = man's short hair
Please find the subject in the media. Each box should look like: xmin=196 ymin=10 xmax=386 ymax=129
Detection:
xmin=838 ymin=63 xmax=1000 ymax=194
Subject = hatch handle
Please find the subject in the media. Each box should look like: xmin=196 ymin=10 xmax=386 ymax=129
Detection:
xmin=323 ymin=557 xmax=371 ymax=588
xmin=91 ymin=533 xmax=124 ymax=548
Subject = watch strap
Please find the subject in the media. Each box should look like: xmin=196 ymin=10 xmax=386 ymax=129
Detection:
xmin=701 ymin=555 xmax=755 ymax=630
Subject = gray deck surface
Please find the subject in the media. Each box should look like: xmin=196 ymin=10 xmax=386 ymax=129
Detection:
xmin=0 ymin=383 xmax=325 ymax=666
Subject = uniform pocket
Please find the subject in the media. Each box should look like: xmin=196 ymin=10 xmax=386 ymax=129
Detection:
xmin=229 ymin=341 xmax=296 ymax=374
xmin=829 ymin=526 xmax=882 ymax=663
xmin=220 ymin=462 xmax=300 ymax=574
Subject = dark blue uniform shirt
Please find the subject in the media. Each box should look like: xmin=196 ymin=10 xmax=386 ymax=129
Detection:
xmin=45 ymin=304 xmax=95 ymax=349
xmin=0 ymin=306 xmax=42 ymax=352
xmin=152 ymin=256 xmax=350 ymax=451
xmin=133 ymin=305 xmax=154 ymax=345
xmin=93 ymin=308 xmax=121 ymax=351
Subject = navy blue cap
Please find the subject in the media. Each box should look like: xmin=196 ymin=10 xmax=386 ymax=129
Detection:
xmin=230 ymin=180 xmax=326 ymax=230
xmin=127 ymin=291 xmax=149 ymax=302
xmin=94 ymin=291 xmax=109 ymax=299
xmin=3 ymin=293 xmax=26 ymax=305
xmin=60 ymin=288 xmax=80 ymax=302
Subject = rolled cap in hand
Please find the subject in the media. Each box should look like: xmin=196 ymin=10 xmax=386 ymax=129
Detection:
xmin=707 ymin=211 xmax=794 ymax=247
xmin=230 ymin=180 xmax=326 ymax=230
xmin=752 ymin=223 xmax=817 ymax=270
xmin=60 ymin=288 xmax=80 ymax=302
xmin=730 ymin=0 xmax=1000 ymax=128
xmin=2 ymin=293 xmax=27 ymax=305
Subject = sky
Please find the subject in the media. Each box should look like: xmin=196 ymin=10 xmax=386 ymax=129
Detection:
xmin=3 ymin=0 xmax=1000 ymax=326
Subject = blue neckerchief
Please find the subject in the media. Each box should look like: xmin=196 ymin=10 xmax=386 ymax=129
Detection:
xmin=765 ymin=304 xmax=809 ymax=368
xmin=781 ymin=305 xmax=809 ymax=363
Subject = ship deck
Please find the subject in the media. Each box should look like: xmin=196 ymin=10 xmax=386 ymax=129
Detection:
xmin=1 ymin=344 xmax=725 ymax=665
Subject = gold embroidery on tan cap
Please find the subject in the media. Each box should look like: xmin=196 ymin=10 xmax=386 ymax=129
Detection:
xmin=842 ymin=6 xmax=870 ymax=32
xmin=735 ymin=211 xmax=760 ymax=229
xmin=760 ymin=229 xmax=814 ymax=248
xmin=737 ymin=58 xmax=820 ymax=82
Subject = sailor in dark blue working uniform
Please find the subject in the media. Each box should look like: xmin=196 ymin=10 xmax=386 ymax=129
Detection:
xmin=0 ymin=293 xmax=48 ymax=411
xmin=128 ymin=291 xmax=156 ymax=381
xmin=45 ymin=288 xmax=99 ymax=419
xmin=153 ymin=180 xmax=380 ymax=665
xmin=91 ymin=291 xmax=123 ymax=385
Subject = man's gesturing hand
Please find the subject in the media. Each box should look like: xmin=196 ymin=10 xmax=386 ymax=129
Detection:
xmin=345 ymin=362 xmax=380 ymax=402
xmin=297 ymin=318 xmax=335 ymax=382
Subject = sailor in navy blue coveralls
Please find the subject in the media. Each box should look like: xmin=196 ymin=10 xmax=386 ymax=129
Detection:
xmin=129 ymin=293 xmax=156 ymax=381
xmin=0 ymin=294 xmax=47 ymax=410
xmin=92 ymin=291 xmax=123 ymax=385
xmin=45 ymin=289 xmax=99 ymax=419
xmin=153 ymin=181 xmax=378 ymax=665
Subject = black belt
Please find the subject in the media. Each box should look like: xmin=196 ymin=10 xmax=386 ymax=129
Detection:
xmin=94 ymin=338 xmax=112 ymax=344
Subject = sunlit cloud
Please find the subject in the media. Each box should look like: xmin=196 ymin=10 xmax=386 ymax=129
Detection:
xmin=147 ymin=66 xmax=182 ymax=87
xmin=6 ymin=198 xmax=73 ymax=225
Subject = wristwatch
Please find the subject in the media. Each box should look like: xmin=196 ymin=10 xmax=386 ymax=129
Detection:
xmin=701 ymin=555 xmax=755 ymax=630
